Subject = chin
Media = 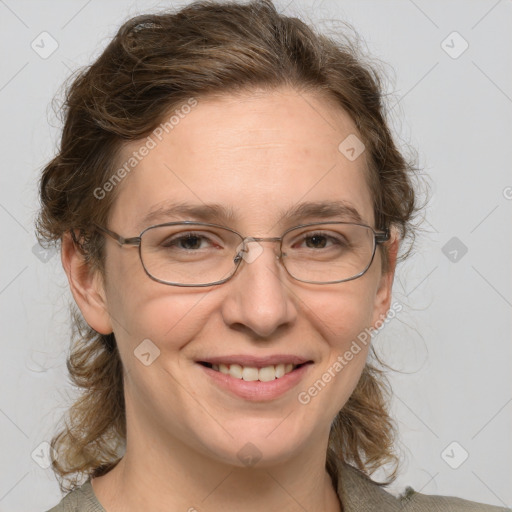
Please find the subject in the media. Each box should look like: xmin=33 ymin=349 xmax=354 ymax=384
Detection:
xmin=192 ymin=418 xmax=317 ymax=469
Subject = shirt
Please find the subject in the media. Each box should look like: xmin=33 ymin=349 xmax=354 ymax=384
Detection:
xmin=45 ymin=454 xmax=509 ymax=511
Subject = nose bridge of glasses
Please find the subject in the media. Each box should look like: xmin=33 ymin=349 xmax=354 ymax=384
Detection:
xmin=243 ymin=236 xmax=282 ymax=251
xmin=245 ymin=235 xmax=282 ymax=244
xmin=235 ymin=235 xmax=283 ymax=265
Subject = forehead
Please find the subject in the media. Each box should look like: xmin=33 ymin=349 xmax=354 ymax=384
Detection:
xmin=108 ymin=88 xmax=374 ymax=233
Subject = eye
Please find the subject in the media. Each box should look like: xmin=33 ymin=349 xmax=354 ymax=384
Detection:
xmin=161 ymin=231 xmax=220 ymax=250
xmin=303 ymin=233 xmax=330 ymax=249
xmin=291 ymin=230 xmax=348 ymax=250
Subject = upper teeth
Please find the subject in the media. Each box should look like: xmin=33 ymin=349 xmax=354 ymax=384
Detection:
xmin=212 ymin=363 xmax=296 ymax=381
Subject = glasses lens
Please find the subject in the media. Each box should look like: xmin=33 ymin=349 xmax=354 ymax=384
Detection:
xmin=140 ymin=224 xmax=242 ymax=285
xmin=282 ymin=223 xmax=376 ymax=283
xmin=140 ymin=222 xmax=376 ymax=286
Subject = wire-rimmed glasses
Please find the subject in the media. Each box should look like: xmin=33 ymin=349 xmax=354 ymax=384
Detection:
xmin=93 ymin=221 xmax=390 ymax=287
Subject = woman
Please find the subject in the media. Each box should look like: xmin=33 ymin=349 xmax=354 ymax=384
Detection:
xmin=37 ymin=1 xmax=504 ymax=510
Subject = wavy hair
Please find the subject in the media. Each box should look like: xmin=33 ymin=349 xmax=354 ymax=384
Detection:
xmin=36 ymin=0 xmax=421 ymax=493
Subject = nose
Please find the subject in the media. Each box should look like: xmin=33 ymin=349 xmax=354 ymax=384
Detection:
xmin=220 ymin=239 xmax=297 ymax=338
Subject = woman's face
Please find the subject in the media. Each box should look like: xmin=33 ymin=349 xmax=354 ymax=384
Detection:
xmin=85 ymin=87 xmax=396 ymax=468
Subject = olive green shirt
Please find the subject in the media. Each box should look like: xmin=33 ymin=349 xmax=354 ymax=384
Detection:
xmin=46 ymin=456 xmax=509 ymax=511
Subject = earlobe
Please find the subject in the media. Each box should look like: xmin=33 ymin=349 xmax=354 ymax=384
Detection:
xmin=61 ymin=231 xmax=113 ymax=335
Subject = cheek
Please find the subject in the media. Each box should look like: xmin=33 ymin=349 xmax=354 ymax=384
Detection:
xmin=111 ymin=289 xmax=211 ymax=352
xmin=102 ymin=247 xmax=211 ymax=357
xmin=296 ymin=285 xmax=375 ymax=428
xmin=310 ymin=278 xmax=377 ymax=349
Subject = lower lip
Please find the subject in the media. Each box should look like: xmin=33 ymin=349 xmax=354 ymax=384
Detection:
xmin=198 ymin=363 xmax=313 ymax=401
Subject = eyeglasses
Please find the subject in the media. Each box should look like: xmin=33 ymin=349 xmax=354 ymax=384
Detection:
xmin=93 ymin=221 xmax=390 ymax=287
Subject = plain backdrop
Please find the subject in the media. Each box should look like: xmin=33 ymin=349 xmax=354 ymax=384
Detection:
xmin=0 ymin=0 xmax=511 ymax=510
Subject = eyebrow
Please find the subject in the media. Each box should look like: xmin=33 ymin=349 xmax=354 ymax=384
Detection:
xmin=138 ymin=199 xmax=364 ymax=231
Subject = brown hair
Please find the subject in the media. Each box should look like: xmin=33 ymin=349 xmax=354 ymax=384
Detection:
xmin=36 ymin=0 xmax=421 ymax=493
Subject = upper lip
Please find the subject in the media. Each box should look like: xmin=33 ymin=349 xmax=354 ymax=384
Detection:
xmin=197 ymin=355 xmax=313 ymax=367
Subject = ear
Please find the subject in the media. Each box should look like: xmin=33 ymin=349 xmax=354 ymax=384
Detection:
xmin=371 ymin=229 xmax=400 ymax=328
xmin=61 ymin=231 xmax=113 ymax=335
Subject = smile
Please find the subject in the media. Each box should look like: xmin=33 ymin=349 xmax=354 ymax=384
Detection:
xmin=199 ymin=362 xmax=304 ymax=381
xmin=197 ymin=359 xmax=314 ymax=401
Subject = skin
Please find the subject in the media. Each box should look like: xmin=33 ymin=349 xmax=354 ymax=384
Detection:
xmin=61 ymin=87 xmax=398 ymax=512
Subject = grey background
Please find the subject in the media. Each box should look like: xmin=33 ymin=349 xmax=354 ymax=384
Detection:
xmin=0 ymin=0 xmax=511 ymax=510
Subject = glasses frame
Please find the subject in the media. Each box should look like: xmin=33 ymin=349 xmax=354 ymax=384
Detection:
xmin=92 ymin=220 xmax=390 ymax=287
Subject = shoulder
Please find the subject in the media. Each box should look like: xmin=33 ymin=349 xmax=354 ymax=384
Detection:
xmin=399 ymin=486 xmax=509 ymax=511
xmin=334 ymin=458 xmax=509 ymax=512
xmin=44 ymin=479 xmax=105 ymax=512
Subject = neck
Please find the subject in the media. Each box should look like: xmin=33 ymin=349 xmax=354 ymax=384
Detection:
xmin=91 ymin=408 xmax=342 ymax=512
xmin=98 ymin=457 xmax=341 ymax=512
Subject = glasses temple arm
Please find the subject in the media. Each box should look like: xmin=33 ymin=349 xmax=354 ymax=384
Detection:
xmin=94 ymin=224 xmax=141 ymax=246
xmin=375 ymin=227 xmax=391 ymax=244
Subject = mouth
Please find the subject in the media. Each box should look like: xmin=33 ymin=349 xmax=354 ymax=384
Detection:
xmin=197 ymin=361 xmax=312 ymax=382
xmin=196 ymin=357 xmax=314 ymax=401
